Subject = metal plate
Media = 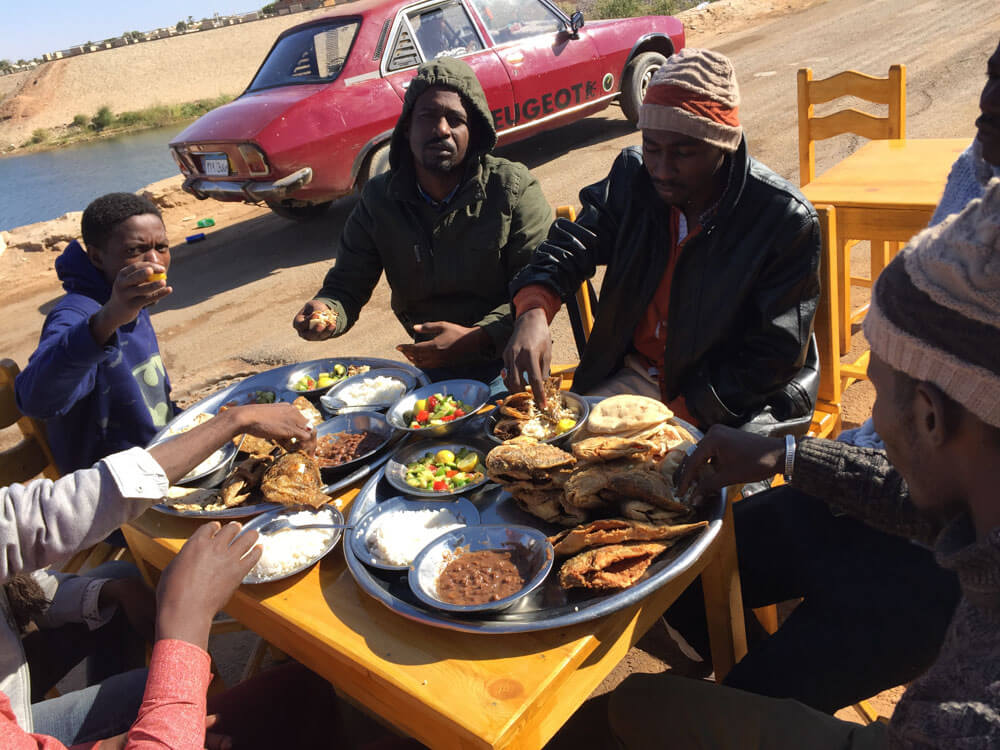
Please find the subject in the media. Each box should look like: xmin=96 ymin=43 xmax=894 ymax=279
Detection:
xmin=385 ymin=379 xmax=491 ymax=438
xmin=481 ymin=390 xmax=590 ymax=447
xmin=238 ymin=505 xmax=345 ymax=584
xmin=153 ymin=498 xmax=282 ymax=520
xmin=319 ymin=368 xmax=418 ymax=414
xmin=384 ymin=439 xmax=489 ymax=498
xmin=349 ymin=495 xmax=480 ymax=571
xmin=344 ymin=415 xmax=724 ymax=634
xmin=286 ymin=359 xmax=376 ymax=398
xmin=314 ymin=411 xmax=397 ymax=479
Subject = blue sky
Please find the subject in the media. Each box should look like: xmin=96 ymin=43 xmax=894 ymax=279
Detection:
xmin=2 ymin=2 xmax=259 ymax=62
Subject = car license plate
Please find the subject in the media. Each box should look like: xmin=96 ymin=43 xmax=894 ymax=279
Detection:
xmin=202 ymin=155 xmax=229 ymax=176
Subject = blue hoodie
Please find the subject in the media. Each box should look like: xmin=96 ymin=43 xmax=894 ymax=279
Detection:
xmin=15 ymin=240 xmax=176 ymax=474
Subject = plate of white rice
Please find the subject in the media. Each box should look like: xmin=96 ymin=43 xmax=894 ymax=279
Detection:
xmin=350 ymin=496 xmax=480 ymax=571
xmin=239 ymin=506 xmax=345 ymax=583
xmin=320 ymin=368 xmax=417 ymax=414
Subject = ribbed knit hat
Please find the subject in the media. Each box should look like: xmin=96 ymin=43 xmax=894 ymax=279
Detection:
xmin=864 ymin=178 xmax=1000 ymax=428
xmin=638 ymin=48 xmax=743 ymax=152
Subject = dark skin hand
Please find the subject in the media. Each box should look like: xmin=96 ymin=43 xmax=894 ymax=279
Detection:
xmin=675 ymin=423 xmax=786 ymax=496
xmin=502 ymin=308 xmax=552 ymax=407
xmin=98 ymin=577 xmax=157 ymax=643
xmin=90 ymin=261 xmax=172 ymax=346
xmin=291 ymin=299 xmax=338 ymax=341
xmin=148 ymin=403 xmax=315 ymax=483
xmin=155 ymin=521 xmax=261 ymax=652
xmin=397 ymin=321 xmax=490 ymax=369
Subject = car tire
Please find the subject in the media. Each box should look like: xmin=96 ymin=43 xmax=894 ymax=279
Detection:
xmin=621 ymin=52 xmax=668 ymax=126
xmin=360 ymin=141 xmax=391 ymax=187
xmin=266 ymin=201 xmax=333 ymax=221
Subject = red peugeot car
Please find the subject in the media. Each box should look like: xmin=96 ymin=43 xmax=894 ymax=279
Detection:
xmin=169 ymin=0 xmax=684 ymax=220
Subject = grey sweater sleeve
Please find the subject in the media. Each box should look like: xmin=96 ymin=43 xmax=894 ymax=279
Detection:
xmin=0 ymin=447 xmax=167 ymax=581
xmin=792 ymin=438 xmax=940 ymax=546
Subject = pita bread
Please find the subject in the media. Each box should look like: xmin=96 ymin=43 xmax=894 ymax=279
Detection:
xmin=586 ymin=395 xmax=672 ymax=435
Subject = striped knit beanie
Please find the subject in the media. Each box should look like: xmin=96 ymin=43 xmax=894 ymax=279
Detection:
xmin=864 ymin=178 xmax=1000 ymax=428
xmin=638 ymin=48 xmax=742 ymax=152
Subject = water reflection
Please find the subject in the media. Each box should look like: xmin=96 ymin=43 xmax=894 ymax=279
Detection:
xmin=0 ymin=124 xmax=187 ymax=231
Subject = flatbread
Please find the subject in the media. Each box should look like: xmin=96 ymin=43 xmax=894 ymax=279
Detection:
xmin=587 ymin=395 xmax=672 ymax=435
xmin=558 ymin=542 xmax=673 ymax=589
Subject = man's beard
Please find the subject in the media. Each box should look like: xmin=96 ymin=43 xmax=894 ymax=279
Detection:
xmin=420 ymin=139 xmax=461 ymax=175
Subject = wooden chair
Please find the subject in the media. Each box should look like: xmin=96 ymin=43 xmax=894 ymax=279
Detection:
xmin=798 ymin=65 xmax=907 ymax=358
xmin=0 ymin=359 xmax=59 ymax=486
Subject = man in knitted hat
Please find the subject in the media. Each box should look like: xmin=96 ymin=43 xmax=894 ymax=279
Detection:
xmin=609 ymin=182 xmax=1000 ymax=748
xmin=503 ymin=48 xmax=820 ymax=435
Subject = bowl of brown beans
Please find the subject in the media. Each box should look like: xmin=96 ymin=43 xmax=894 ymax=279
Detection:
xmin=313 ymin=411 xmax=396 ymax=479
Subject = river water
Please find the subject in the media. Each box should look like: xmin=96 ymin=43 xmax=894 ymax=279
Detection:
xmin=0 ymin=123 xmax=188 ymax=232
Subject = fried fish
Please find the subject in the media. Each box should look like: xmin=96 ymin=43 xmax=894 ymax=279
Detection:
xmin=558 ymin=542 xmax=673 ymax=589
xmin=549 ymin=518 xmax=708 ymax=557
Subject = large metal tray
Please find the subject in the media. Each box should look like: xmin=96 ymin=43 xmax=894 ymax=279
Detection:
xmin=150 ymin=358 xmax=427 ymax=518
xmin=344 ymin=419 xmax=724 ymax=634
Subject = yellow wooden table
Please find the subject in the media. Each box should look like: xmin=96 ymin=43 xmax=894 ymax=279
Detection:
xmin=123 ymin=490 xmax=746 ymax=750
xmin=801 ymin=137 xmax=967 ymax=356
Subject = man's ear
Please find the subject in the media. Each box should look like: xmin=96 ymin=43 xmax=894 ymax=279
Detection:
xmin=86 ymin=245 xmax=106 ymax=271
xmin=913 ymin=381 xmax=956 ymax=447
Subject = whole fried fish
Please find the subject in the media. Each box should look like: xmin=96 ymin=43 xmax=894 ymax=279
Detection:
xmin=549 ymin=518 xmax=708 ymax=557
xmin=558 ymin=542 xmax=673 ymax=590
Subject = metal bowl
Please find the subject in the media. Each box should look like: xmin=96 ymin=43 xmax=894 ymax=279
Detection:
xmin=319 ymin=368 xmax=417 ymax=415
xmin=385 ymin=440 xmax=488 ymax=499
xmin=350 ymin=496 xmax=480 ymax=571
xmin=148 ymin=410 xmax=241 ymax=488
xmin=386 ymin=379 xmax=490 ymax=438
xmin=238 ymin=505 xmax=345 ymax=584
xmin=314 ymin=411 xmax=396 ymax=480
xmin=483 ymin=390 xmax=590 ymax=447
xmin=408 ymin=525 xmax=554 ymax=614
xmin=285 ymin=359 xmax=370 ymax=400
xmin=217 ymin=385 xmax=283 ymax=408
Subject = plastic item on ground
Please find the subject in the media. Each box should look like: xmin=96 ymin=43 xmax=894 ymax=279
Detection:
xmin=196 ymin=218 xmax=216 ymax=227
xmin=185 ymin=233 xmax=206 ymax=243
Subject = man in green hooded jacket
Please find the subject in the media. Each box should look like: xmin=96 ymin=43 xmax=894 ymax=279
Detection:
xmin=293 ymin=58 xmax=552 ymax=393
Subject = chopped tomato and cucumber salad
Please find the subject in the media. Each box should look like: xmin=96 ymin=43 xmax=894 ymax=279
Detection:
xmin=405 ymin=394 xmax=473 ymax=428
xmin=405 ymin=448 xmax=484 ymax=492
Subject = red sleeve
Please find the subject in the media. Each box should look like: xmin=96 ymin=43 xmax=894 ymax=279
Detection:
xmin=124 ymin=639 xmax=212 ymax=749
xmin=0 ymin=693 xmax=70 ymax=750
xmin=513 ymin=284 xmax=562 ymax=324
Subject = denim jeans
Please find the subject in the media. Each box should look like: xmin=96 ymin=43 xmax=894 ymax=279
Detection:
xmin=31 ymin=667 xmax=147 ymax=744
xmin=27 ymin=560 xmax=149 ymax=743
xmin=663 ymin=484 xmax=960 ymax=713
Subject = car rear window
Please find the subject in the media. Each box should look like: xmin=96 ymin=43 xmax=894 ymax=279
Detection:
xmin=248 ymin=21 xmax=360 ymax=91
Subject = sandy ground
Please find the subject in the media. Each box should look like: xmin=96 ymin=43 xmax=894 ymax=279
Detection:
xmin=3 ymin=0 xmax=998 ymax=741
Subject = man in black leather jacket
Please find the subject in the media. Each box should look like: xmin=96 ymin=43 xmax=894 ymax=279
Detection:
xmin=504 ymin=48 xmax=820 ymax=432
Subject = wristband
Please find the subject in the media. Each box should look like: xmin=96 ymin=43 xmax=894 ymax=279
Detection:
xmin=783 ymin=434 xmax=796 ymax=482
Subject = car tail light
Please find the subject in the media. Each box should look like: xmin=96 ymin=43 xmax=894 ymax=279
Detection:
xmin=170 ymin=147 xmax=191 ymax=175
xmin=239 ymin=144 xmax=271 ymax=176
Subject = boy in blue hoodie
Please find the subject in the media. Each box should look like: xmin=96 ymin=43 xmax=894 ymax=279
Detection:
xmin=16 ymin=193 xmax=175 ymax=474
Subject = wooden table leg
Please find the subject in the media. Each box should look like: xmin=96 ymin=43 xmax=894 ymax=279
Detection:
xmin=700 ymin=497 xmax=747 ymax=681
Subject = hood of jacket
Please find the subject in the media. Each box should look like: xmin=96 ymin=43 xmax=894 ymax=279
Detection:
xmin=55 ymin=239 xmax=112 ymax=305
xmin=388 ymin=57 xmax=497 ymax=175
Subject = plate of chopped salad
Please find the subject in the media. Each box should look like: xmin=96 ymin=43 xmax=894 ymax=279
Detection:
xmin=385 ymin=442 xmax=489 ymax=498
xmin=386 ymin=380 xmax=490 ymax=437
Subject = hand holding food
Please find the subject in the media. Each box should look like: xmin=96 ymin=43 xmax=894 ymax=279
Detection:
xmin=502 ymin=308 xmax=552 ymax=406
xmin=293 ymin=300 xmax=339 ymax=341
xmin=156 ymin=521 xmax=261 ymax=650
xmin=90 ymin=261 xmax=171 ymax=345
xmin=674 ymin=423 xmax=785 ymax=496
xmin=229 ymin=402 xmax=316 ymax=454
xmin=397 ymin=321 xmax=489 ymax=368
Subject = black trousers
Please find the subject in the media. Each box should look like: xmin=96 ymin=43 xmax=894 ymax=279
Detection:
xmin=664 ymin=484 xmax=960 ymax=714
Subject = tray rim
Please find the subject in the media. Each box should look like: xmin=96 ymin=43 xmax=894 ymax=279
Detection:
xmin=344 ymin=417 xmax=724 ymax=634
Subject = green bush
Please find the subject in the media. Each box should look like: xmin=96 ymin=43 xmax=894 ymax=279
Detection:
xmin=30 ymin=128 xmax=48 ymax=144
xmin=592 ymin=0 xmax=701 ymax=18
xmin=91 ymin=106 xmax=114 ymax=131
xmin=71 ymin=113 xmax=88 ymax=128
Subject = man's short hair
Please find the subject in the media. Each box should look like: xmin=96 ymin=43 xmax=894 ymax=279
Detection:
xmin=81 ymin=193 xmax=162 ymax=251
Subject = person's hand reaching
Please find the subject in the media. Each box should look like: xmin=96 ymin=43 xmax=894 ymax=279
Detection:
xmin=155 ymin=521 xmax=260 ymax=651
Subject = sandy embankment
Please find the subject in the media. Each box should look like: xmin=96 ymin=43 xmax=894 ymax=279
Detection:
xmin=0 ymin=8 xmax=333 ymax=147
